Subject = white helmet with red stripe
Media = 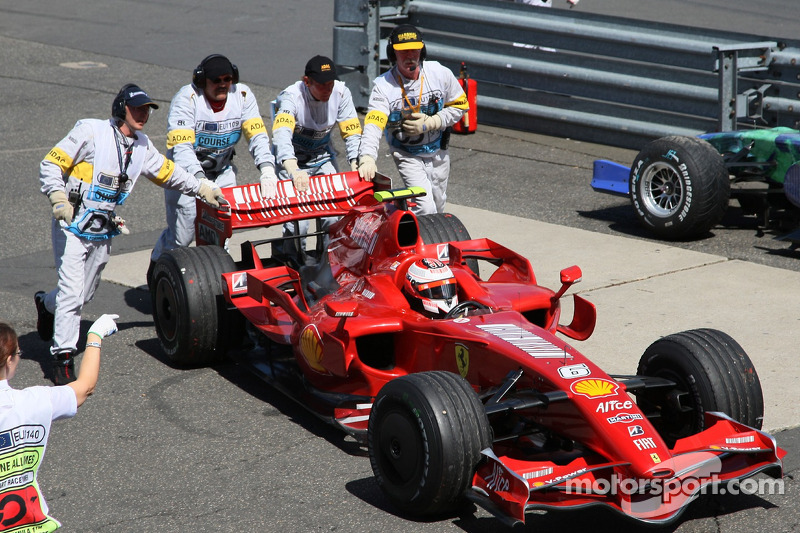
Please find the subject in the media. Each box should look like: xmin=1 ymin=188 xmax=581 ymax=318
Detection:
xmin=404 ymin=258 xmax=458 ymax=317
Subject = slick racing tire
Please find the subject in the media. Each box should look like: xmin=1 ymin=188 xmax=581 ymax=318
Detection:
xmin=417 ymin=213 xmax=479 ymax=275
xmin=368 ymin=371 xmax=492 ymax=517
xmin=629 ymin=136 xmax=730 ymax=240
xmin=635 ymin=328 xmax=764 ymax=447
xmin=151 ymin=246 xmax=242 ymax=366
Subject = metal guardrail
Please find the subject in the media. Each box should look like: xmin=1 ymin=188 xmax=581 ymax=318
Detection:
xmin=333 ymin=0 xmax=800 ymax=149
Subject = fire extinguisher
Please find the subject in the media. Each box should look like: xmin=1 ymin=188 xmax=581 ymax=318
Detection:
xmin=453 ymin=62 xmax=477 ymax=134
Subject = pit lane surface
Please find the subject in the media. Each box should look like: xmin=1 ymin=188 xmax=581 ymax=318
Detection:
xmin=0 ymin=1 xmax=798 ymax=532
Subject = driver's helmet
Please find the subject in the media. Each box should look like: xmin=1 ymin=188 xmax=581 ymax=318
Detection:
xmin=404 ymin=258 xmax=458 ymax=317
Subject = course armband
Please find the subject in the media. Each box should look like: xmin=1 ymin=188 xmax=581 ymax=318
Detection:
xmin=152 ymin=157 xmax=175 ymax=186
xmin=338 ymin=117 xmax=363 ymax=138
xmin=446 ymin=93 xmax=469 ymax=110
xmin=364 ymin=110 xmax=388 ymax=130
xmin=167 ymin=129 xmax=196 ymax=149
xmin=243 ymin=117 xmax=267 ymax=141
xmin=44 ymin=147 xmax=74 ymax=172
xmin=59 ymin=161 xmax=94 ymax=185
xmin=272 ymin=113 xmax=296 ymax=133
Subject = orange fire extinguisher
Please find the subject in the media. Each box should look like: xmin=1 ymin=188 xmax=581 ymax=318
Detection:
xmin=453 ymin=62 xmax=477 ymax=134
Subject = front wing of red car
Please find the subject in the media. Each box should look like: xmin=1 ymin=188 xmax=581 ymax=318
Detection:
xmin=470 ymin=411 xmax=785 ymax=526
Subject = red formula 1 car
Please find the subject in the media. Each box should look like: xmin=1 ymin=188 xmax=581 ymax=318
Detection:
xmin=149 ymin=171 xmax=785 ymax=527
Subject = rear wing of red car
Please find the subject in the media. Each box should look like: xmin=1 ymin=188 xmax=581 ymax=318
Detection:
xmin=195 ymin=171 xmax=390 ymax=246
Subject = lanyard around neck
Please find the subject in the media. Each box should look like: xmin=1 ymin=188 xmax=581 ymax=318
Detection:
xmin=112 ymin=124 xmax=133 ymax=184
xmin=394 ymin=68 xmax=424 ymax=114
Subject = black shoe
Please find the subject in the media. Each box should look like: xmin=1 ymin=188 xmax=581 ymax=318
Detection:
xmin=52 ymin=353 xmax=77 ymax=385
xmin=34 ymin=291 xmax=54 ymax=341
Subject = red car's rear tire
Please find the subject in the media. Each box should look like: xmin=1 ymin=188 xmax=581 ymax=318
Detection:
xmin=417 ymin=213 xmax=479 ymax=275
xmin=151 ymin=246 xmax=242 ymax=366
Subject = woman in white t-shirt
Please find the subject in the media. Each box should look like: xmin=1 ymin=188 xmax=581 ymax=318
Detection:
xmin=0 ymin=314 xmax=118 ymax=531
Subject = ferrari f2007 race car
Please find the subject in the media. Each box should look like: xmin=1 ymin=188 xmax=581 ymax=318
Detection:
xmin=592 ymin=127 xmax=800 ymax=242
xmin=149 ymin=171 xmax=785 ymax=527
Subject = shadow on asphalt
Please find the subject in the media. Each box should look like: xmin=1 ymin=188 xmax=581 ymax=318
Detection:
xmin=344 ymin=479 xmax=780 ymax=533
xmin=20 ymin=317 xmax=153 ymax=384
xmin=134 ymin=333 xmax=371 ymax=459
xmin=123 ymin=286 xmax=152 ymax=315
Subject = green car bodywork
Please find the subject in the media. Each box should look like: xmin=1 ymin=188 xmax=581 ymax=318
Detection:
xmin=699 ymin=127 xmax=800 ymax=185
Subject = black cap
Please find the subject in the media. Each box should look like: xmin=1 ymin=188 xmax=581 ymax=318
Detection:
xmin=304 ymin=55 xmax=338 ymax=83
xmin=390 ymin=24 xmax=424 ymax=51
xmin=202 ymin=55 xmax=234 ymax=80
xmin=121 ymin=84 xmax=158 ymax=109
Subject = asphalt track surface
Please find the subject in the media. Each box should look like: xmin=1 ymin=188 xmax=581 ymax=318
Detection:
xmin=0 ymin=1 xmax=799 ymax=532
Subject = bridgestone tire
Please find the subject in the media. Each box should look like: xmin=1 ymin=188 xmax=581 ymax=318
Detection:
xmin=635 ymin=328 xmax=764 ymax=447
xmin=417 ymin=213 xmax=479 ymax=275
xmin=368 ymin=371 xmax=492 ymax=517
xmin=629 ymin=136 xmax=730 ymax=240
xmin=151 ymin=246 xmax=241 ymax=366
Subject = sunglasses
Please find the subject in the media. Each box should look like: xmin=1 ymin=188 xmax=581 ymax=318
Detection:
xmin=211 ymin=75 xmax=233 ymax=84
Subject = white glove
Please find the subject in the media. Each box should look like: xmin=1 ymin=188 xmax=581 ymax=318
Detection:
xmin=283 ymin=159 xmax=310 ymax=193
xmin=358 ymin=155 xmax=377 ymax=181
xmin=198 ymin=177 xmax=217 ymax=190
xmin=197 ymin=181 xmax=227 ymax=208
xmin=260 ymin=166 xmax=279 ymax=199
xmin=111 ymin=215 xmax=130 ymax=235
xmin=349 ymin=159 xmax=358 ymax=172
xmin=401 ymin=112 xmax=443 ymax=136
xmin=88 ymin=314 xmax=119 ymax=339
xmin=49 ymin=190 xmax=73 ymax=224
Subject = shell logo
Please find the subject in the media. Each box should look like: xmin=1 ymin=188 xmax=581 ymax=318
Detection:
xmin=570 ymin=378 xmax=618 ymax=398
xmin=299 ymin=325 xmax=326 ymax=373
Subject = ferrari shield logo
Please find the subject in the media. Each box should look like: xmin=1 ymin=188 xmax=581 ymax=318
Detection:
xmin=455 ymin=344 xmax=469 ymax=378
